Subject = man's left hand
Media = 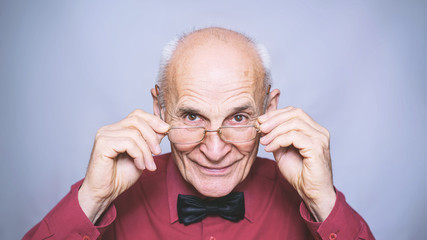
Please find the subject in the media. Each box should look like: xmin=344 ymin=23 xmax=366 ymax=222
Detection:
xmin=258 ymin=106 xmax=336 ymax=222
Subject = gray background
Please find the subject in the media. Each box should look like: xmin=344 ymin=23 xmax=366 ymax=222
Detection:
xmin=1 ymin=1 xmax=426 ymax=239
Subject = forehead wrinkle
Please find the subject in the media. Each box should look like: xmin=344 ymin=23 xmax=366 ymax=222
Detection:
xmin=172 ymin=89 xmax=209 ymax=111
xmin=174 ymin=94 xmax=257 ymax=117
xmin=222 ymin=95 xmax=259 ymax=115
xmin=172 ymin=77 xmax=261 ymax=113
xmin=176 ymin=70 xmax=257 ymax=95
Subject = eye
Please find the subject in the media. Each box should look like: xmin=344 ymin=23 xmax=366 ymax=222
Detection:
xmin=230 ymin=114 xmax=249 ymax=124
xmin=185 ymin=113 xmax=199 ymax=121
xmin=233 ymin=114 xmax=245 ymax=122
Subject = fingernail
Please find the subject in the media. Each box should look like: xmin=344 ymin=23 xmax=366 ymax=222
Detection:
xmin=150 ymin=161 xmax=157 ymax=171
xmin=156 ymin=145 xmax=161 ymax=155
xmin=137 ymin=159 xmax=146 ymax=170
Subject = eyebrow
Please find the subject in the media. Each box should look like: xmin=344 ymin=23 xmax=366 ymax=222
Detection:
xmin=175 ymin=103 xmax=257 ymax=117
xmin=232 ymin=104 xmax=256 ymax=114
xmin=176 ymin=106 xmax=203 ymax=116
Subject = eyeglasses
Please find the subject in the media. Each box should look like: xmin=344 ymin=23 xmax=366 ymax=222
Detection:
xmin=155 ymin=84 xmax=270 ymax=144
xmin=167 ymin=125 xmax=260 ymax=144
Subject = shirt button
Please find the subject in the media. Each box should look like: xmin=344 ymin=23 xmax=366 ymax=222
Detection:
xmin=209 ymin=236 xmax=216 ymax=240
xmin=329 ymin=233 xmax=337 ymax=240
xmin=82 ymin=236 xmax=90 ymax=240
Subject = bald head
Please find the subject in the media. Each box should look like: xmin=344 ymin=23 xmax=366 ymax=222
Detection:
xmin=172 ymin=27 xmax=260 ymax=59
xmin=157 ymin=27 xmax=271 ymax=107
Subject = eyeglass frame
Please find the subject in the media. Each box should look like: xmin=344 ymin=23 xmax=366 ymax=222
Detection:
xmin=167 ymin=125 xmax=260 ymax=144
xmin=155 ymin=84 xmax=271 ymax=144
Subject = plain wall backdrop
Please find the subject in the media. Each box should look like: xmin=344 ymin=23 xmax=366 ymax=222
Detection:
xmin=1 ymin=1 xmax=426 ymax=239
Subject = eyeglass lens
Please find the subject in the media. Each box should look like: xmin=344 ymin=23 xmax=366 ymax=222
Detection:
xmin=167 ymin=126 xmax=258 ymax=144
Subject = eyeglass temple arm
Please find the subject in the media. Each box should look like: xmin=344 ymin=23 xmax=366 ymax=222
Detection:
xmin=155 ymin=84 xmax=164 ymax=121
xmin=262 ymin=85 xmax=271 ymax=115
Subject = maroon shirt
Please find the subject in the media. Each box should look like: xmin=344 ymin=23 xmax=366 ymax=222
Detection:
xmin=24 ymin=154 xmax=374 ymax=240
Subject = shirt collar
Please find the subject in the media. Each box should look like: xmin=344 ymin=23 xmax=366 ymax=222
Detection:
xmin=166 ymin=154 xmax=256 ymax=224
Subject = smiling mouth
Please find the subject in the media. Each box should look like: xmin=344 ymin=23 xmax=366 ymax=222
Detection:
xmin=196 ymin=162 xmax=236 ymax=176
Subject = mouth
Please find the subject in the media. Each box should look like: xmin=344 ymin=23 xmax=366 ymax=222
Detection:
xmin=195 ymin=162 xmax=236 ymax=176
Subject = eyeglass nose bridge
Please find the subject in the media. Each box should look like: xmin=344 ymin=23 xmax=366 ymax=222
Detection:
xmin=202 ymin=128 xmax=224 ymax=142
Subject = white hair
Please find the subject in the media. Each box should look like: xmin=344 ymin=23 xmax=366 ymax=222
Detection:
xmin=156 ymin=28 xmax=272 ymax=107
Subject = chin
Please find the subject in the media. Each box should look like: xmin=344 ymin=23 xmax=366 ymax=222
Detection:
xmin=191 ymin=176 xmax=240 ymax=198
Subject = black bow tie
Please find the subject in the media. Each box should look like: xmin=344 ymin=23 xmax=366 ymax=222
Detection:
xmin=177 ymin=192 xmax=245 ymax=226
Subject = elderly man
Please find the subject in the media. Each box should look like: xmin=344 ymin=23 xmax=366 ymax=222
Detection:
xmin=25 ymin=27 xmax=374 ymax=239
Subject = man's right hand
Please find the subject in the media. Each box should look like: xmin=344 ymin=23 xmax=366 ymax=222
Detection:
xmin=77 ymin=109 xmax=170 ymax=223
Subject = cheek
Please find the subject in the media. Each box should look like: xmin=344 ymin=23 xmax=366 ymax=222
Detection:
xmin=234 ymin=139 xmax=259 ymax=153
xmin=238 ymin=141 xmax=260 ymax=176
xmin=172 ymin=143 xmax=199 ymax=153
xmin=171 ymin=143 xmax=200 ymax=168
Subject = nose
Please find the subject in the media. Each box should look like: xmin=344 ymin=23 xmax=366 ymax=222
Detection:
xmin=199 ymin=129 xmax=232 ymax=162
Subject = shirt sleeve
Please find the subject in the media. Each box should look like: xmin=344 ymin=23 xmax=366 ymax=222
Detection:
xmin=23 ymin=180 xmax=117 ymax=240
xmin=300 ymin=190 xmax=375 ymax=240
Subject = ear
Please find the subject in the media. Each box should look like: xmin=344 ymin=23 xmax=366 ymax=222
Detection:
xmin=265 ymin=89 xmax=280 ymax=113
xmin=151 ymin=87 xmax=163 ymax=119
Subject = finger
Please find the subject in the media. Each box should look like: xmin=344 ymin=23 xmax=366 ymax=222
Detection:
xmin=258 ymin=106 xmax=293 ymax=123
xmin=99 ymin=129 xmax=157 ymax=171
xmin=98 ymin=136 xmax=146 ymax=170
xmin=259 ymin=107 xmax=315 ymax=132
xmin=260 ymin=118 xmax=325 ymax=146
xmin=264 ymin=130 xmax=316 ymax=155
xmin=126 ymin=110 xmax=170 ymax=148
xmin=137 ymin=137 xmax=157 ymax=171
xmin=104 ymin=113 xmax=169 ymax=155
xmin=122 ymin=119 xmax=164 ymax=155
xmin=259 ymin=107 xmax=329 ymax=137
xmin=128 ymin=109 xmax=170 ymax=134
xmin=103 ymin=109 xmax=170 ymax=134
xmin=132 ymin=119 xmax=166 ymax=155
